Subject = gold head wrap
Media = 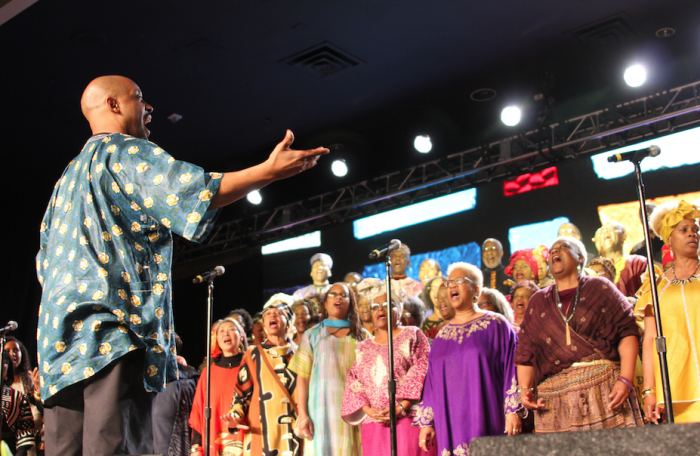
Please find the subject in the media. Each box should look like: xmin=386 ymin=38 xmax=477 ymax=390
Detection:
xmin=660 ymin=200 xmax=700 ymax=244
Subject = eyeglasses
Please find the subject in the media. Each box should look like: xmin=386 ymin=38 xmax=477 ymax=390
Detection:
xmin=371 ymin=302 xmax=398 ymax=311
xmin=328 ymin=292 xmax=349 ymax=299
xmin=444 ymin=276 xmax=475 ymax=287
xmin=477 ymin=300 xmax=492 ymax=309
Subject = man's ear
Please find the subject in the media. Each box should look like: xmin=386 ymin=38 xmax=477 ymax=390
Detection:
xmin=107 ymin=96 xmax=119 ymax=112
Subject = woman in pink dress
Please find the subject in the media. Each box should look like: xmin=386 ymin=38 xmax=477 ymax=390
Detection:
xmin=341 ymin=283 xmax=434 ymax=456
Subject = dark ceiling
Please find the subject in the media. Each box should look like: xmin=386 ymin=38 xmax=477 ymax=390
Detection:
xmin=3 ymin=0 xmax=699 ymax=273
xmin=4 ymin=0 xmax=699 ymax=213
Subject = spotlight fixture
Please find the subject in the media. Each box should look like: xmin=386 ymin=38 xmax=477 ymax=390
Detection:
xmin=500 ymin=106 xmax=521 ymax=126
xmin=655 ymin=27 xmax=675 ymax=38
xmin=624 ymin=64 xmax=646 ymax=87
xmin=414 ymin=135 xmax=432 ymax=153
xmin=331 ymin=159 xmax=348 ymax=177
xmin=247 ymin=190 xmax=262 ymax=205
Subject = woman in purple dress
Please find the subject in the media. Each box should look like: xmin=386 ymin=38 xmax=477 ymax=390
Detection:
xmin=416 ymin=262 xmax=523 ymax=454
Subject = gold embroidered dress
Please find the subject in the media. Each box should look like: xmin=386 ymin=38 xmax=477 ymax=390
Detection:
xmin=414 ymin=313 xmax=521 ymax=455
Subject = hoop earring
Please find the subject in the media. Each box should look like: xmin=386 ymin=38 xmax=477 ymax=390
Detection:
xmin=472 ymin=296 xmax=478 ymax=304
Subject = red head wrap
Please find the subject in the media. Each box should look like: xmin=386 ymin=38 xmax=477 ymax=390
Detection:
xmin=504 ymin=249 xmax=539 ymax=279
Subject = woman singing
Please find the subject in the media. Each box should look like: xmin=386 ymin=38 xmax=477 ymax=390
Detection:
xmin=516 ymin=236 xmax=643 ymax=432
xmin=290 ymin=282 xmax=369 ymax=456
xmin=637 ymin=200 xmax=700 ymax=423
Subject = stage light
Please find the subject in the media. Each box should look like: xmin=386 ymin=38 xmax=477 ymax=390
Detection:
xmin=624 ymin=64 xmax=646 ymax=87
xmin=262 ymin=231 xmax=321 ymax=255
xmin=501 ymin=106 xmax=521 ymax=126
xmin=414 ymin=135 xmax=432 ymax=153
xmin=247 ymin=190 xmax=262 ymax=205
xmin=353 ymin=188 xmax=477 ymax=239
xmin=331 ymin=159 xmax=348 ymax=177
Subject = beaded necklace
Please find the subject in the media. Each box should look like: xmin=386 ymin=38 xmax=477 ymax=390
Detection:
xmin=554 ymin=280 xmax=581 ymax=346
xmin=671 ymin=261 xmax=700 ymax=286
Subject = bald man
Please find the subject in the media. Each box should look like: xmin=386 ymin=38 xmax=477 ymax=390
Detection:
xmin=36 ymin=76 xmax=328 ymax=456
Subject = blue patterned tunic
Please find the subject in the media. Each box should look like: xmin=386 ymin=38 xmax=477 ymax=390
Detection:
xmin=36 ymin=133 xmax=222 ymax=400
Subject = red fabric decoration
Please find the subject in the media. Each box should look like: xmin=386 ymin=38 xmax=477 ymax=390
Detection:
xmin=662 ymin=244 xmax=674 ymax=268
xmin=503 ymin=166 xmax=559 ymax=196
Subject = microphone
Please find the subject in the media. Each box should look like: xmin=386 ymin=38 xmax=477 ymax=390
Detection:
xmin=192 ymin=266 xmax=225 ymax=284
xmin=607 ymin=145 xmax=660 ymax=163
xmin=0 ymin=321 xmax=18 ymax=334
xmin=369 ymin=239 xmax=402 ymax=259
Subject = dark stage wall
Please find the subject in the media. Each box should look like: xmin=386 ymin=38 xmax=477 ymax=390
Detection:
xmin=7 ymin=154 xmax=699 ymax=366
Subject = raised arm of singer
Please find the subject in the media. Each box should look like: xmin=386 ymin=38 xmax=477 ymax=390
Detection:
xmin=36 ymin=75 xmax=328 ymax=456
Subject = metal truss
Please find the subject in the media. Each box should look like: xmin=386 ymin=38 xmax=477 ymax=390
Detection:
xmin=173 ymin=80 xmax=700 ymax=265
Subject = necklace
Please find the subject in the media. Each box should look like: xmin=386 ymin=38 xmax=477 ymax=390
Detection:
xmin=671 ymin=261 xmax=700 ymax=285
xmin=554 ymin=281 xmax=581 ymax=346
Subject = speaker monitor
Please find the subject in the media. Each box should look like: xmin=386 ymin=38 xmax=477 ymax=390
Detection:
xmin=471 ymin=423 xmax=700 ymax=455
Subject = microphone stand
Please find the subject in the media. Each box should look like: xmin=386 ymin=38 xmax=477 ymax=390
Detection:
xmin=204 ymin=279 xmax=216 ymax=456
xmin=383 ymin=255 xmax=398 ymax=456
xmin=633 ymin=158 xmax=674 ymax=423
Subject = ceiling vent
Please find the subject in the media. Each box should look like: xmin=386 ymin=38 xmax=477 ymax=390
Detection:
xmin=570 ymin=13 xmax=638 ymax=48
xmin=282 ymin=42 xmax=363 ymax=78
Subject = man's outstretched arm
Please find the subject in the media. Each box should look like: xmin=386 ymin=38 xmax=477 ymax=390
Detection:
xmin=209 ymin=130 xmax=328 ymax=209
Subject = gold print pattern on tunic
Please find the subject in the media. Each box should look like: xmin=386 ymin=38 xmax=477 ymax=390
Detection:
xmin=436 ymin=314 xmax=498 ymax=344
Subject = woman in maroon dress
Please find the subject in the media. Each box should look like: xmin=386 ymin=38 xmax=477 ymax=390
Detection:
xmin=515 ymin=236 xmax=643 ymax=433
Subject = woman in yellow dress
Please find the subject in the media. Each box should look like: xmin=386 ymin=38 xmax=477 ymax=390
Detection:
xmin=636 ymin=200 xmax=700 ymax=423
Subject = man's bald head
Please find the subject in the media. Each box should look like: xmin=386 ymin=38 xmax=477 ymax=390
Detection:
xmin=81 ymin=75 xmax=134 ymax=120
xmin=80 ymin=75 xmax=153 ymax=139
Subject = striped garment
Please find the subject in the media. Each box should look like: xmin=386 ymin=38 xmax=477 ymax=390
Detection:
xmin=2 ymin=384 xmax=36 ymax=452
xmin=289 ymin=325 xmax=365 ymax=456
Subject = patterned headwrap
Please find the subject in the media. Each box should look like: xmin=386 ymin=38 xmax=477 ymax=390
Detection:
xmin=356 ymin=278 xmax=384 ymax=303
xmin=532 ymin=245 xmax=550 ymax=262
xmin=357 ymin=278 xmax=406 ymax=303
xmin=659 ymin=200 xmax=700 ymax=244
xmin=504 ymin=249 xmax=539 ymax=279
xmin=587 ymin=257 xmax=616 ymax=279
xmin=262 ymin=293 xmax=295 ymax=323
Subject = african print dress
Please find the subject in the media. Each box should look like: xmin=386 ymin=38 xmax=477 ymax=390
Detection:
xmin=1 ymin=384 xmax=35 ymax=454
xmin=414 ymin=312 xmax=522 ymax=455
xmin=516 ymin=276 xmax=643 ymax=432
xmin=288 ymin=325 xmax=365 ymax=456
xmin=230 ymin=341 xmax=299 ymax=456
